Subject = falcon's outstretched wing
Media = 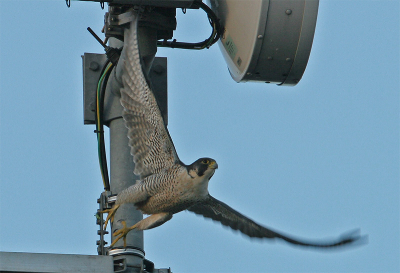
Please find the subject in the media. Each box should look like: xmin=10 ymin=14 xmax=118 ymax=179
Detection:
xmin=119 ymin=13 xmax=180 ymax=179
xmin=188 ymin=195 xmax=364 ymax=248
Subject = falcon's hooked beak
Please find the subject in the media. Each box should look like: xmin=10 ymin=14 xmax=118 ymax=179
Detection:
xmin=209 ymin=161 xmax=218 ymax=170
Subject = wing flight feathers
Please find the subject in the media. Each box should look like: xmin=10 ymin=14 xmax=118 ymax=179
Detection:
xmin=119 ymin=13 xmax=180 ymax=179
xmin=188 ymin=195 xmax=365 ymax=248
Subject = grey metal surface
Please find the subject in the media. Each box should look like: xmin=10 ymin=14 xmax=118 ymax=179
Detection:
xmin=82 ymin=53 xmax=108 ymax=125
xmin=0 ymin=251 xmax=113 ymax=273
xmin=209 ymin=0 xmax=319 ymax=86
xmin=282 ymin=0 xmax=319 ymax=85
xmin=247 ymin=0 xmax=307 ymax=84
xmin=109 ymin=117 xmax=144 ymax=246
xmin=108 ymin=107 xmax=145 ymax=273
xmin=83 ymin=55 xmax=167 ymax=125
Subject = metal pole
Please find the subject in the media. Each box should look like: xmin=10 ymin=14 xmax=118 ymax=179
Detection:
xmin=104 ymin=21 xmax=158 ymax=272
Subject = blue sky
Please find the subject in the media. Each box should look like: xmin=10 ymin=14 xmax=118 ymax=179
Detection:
xmin=0 ymin=0 xmax=399 ymax=272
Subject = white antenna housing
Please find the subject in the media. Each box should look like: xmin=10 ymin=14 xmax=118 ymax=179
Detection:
xmin=208 ymin=0 xmax=319 ymax=86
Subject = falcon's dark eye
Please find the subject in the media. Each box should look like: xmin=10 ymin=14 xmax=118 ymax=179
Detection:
xmin=202 ymin=159 xmax=210 ymax=164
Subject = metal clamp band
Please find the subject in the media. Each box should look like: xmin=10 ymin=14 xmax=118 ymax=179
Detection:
xmin=107 ymin=195 xmax=117 ymax=204
xmin=108 ymin=247 xmax=145 ymax=259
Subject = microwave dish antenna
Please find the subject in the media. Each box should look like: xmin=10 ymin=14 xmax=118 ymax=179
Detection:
xmin=207 ymin=0 xmax=319 ymax=86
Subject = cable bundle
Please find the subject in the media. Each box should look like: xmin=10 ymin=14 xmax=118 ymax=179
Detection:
xmin=157 ymin=1 xmax=222 ymax=50
xmin=95 ymin=60 xmax=114 ymax=191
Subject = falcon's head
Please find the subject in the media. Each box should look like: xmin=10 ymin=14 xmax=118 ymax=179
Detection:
xmin=188 ymin=157 xmax=218 ymax=179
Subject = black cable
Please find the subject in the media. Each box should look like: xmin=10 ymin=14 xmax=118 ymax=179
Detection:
xmin=99 ymin=63 xmax=113 ymax=191
xmin=87 ymin=27 xmax=121 ymax=191
xmin=197 ymin=0 xmax=222 ymax=45
xmin=157 ymin=1 xmax=222 ymax=50
xmin=94 ymin=59 xmax=112 ymax=191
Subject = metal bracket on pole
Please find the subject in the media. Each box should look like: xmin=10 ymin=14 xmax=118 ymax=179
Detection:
xmin=104 ymin=6 xmax=176 ymax=42
xmin=83 ymin=54 xmax=167 ymax=125
xmin=96 ymin=191 xmax=111 ymax=255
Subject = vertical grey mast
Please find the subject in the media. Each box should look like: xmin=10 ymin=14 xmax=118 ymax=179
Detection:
xmin=103 ymin=11 xmax=158 ymax=272
xmin=83 ymin=5 xmax=169 ymax=271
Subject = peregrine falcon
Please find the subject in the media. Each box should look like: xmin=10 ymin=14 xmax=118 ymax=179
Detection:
xmin=103 ymin=12 xmax=365 ymax=249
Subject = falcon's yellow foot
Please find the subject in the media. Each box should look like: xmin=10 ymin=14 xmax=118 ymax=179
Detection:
xmin=110 ymin=220 xmax=138 ymax=248
xmin=101 ymin=204 xmax=120 ymax=230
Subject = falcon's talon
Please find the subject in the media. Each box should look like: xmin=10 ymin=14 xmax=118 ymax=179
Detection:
xmin=110 ymin=220 xmax=138 ymax=248
xmin=101 ymin=204 xmax=120 ymax=230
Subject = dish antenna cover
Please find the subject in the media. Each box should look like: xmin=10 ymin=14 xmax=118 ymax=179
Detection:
xmin=208 ymin=0 xmax=319 ymax=86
